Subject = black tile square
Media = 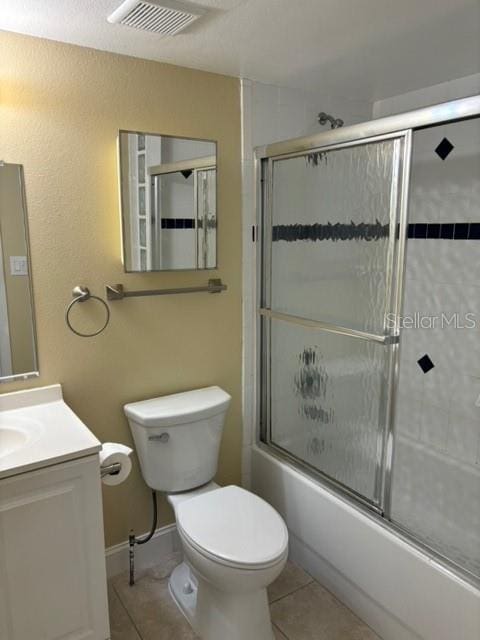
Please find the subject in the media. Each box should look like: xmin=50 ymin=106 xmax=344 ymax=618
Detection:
xmin=176 ymin=218 xmax=185 ymax=229
xmin=435 ymin=137 xmax=454 ymax=160
xmin=165 ymin=218 xmax=175 ymax=229
xmin=414 ymin=223 xmax=427 ymax=238
xmin=417 ymin=354 xmax=435 ymax=374
xmin=469 ymin=223 xmax=480 ymax=239
xmin=407 ymin=224 xmax=415 ymax=239
xmin=454 ymin=223 xmax=469 ymax=239
xmin=426 ymin=223 xmax=440 ymax=239
xmin=184 ymin=218 xmax=194 ymax=229
xmin=440 ymin=223 xmax=454 ymax=239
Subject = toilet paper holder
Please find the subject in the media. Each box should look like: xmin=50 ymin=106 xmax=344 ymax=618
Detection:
xmin=101 ymin=462 xmax=122 ymax=478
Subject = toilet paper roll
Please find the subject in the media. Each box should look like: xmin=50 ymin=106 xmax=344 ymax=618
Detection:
xmin=100 ymin=442 xmax=133 ymax=486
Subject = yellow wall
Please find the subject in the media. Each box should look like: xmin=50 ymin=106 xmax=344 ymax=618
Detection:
xmin=0 ymin=164 xmax=36 ymax=374
xmin=0 ymin=31 xmax=242 ymax=547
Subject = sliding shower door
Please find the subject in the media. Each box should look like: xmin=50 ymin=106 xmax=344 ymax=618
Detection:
xmin=260 ymin=133 xmax=410 ymax=509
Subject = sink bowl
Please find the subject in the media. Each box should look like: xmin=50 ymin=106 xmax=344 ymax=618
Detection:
xmin=0 ymin=426 xmax=29 ymax=458
xmin=0 ymin=384 xmax=100 ymax=479
xmin=0 ymin=417 xmax=43 ymax=459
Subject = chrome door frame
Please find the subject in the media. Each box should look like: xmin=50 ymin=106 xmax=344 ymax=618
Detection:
xmin=257 ymin=131 xmax=410 ymax=512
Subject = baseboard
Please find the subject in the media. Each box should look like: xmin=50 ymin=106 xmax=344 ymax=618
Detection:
xmin=105 ymin=523 xmax=181 ymax=579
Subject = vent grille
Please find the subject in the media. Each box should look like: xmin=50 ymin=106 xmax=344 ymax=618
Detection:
xmin=108 ymin=0 xmax=204 ymax=35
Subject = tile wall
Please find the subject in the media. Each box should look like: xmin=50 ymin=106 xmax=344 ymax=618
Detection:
xmin=375 ymin=75 xmax=480 ymax=577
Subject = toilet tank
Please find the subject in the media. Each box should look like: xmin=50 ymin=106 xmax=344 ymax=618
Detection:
xmin=124 ymin=386 xmax=231 ymax=492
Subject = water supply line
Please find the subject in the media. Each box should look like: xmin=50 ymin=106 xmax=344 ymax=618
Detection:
xmin=128 ymin=489 xmax=158 ymax=586
xmin=318 ymin=112 xmax=344 ymax=129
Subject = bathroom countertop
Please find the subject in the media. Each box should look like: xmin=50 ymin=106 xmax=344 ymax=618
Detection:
xmin=0 ymin=384 xmax=101 ymax=480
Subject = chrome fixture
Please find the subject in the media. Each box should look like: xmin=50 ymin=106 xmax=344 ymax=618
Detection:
xmin=106 ymin=278 xmax=227 ymax=300
xmin=100 ymin=462 xmax=122 ymax=478
xmin=148 ymin=433 xmax=170 ymax=442
xmin=65 ymin=285 xmax=110 ymax=337
xmin=318 ymin=111 xmax=344 ymax=129
xmin=259 ymin=309 xmax=399 ymax=345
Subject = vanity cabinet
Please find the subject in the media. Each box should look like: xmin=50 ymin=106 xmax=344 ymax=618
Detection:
xmin=0 ymin=454 xmax=110 ymax=640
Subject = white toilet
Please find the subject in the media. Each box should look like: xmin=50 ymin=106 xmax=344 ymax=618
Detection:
xmin=124 ymin=386 xmax=288 ymax=640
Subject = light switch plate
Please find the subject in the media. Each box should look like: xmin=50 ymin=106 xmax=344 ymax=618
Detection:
xmin=10 ymin=256 xmax=28 ymax=276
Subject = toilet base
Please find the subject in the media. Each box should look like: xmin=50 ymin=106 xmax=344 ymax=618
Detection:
xmin=168 ymin=561 xmax=275 ymax=640
xmin=168 ymin=562 xmax=197 ymax=624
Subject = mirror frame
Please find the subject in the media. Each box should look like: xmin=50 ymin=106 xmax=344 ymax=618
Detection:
xmin=0 ymin=163 xmax=39 ymax=384
xmin=118 ymin=130 xmax=218 ymax=273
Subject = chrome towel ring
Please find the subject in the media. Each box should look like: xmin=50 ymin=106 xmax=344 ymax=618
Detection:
xmin=65 ymin=286 xmax=110 ymax=337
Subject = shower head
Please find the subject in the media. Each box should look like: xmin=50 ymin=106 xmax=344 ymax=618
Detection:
xmin=318 ymin=112 xmax=344 ymax=129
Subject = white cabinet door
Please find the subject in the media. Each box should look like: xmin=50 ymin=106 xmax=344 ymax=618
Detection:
xmin=0 ymin=455 xmax=110 ymax=640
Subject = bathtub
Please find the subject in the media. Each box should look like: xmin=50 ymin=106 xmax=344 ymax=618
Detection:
xmin=251 ymin=444 xmax=480 ymax=640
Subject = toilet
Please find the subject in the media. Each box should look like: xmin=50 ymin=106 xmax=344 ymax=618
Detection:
xmin=124 ymin=386 xmax=288 ymax=640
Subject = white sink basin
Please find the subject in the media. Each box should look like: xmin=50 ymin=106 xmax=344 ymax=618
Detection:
xmin=0 ymin=416 xmax=43 ymax=459
xmin=0 ymin=426 xmax=29 ymax=458
xmin=0 ymin=385 xmax=101 ymax=479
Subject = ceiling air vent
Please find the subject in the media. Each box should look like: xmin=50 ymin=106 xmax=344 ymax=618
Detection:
xmin=107 ymin=0 xmax=205 ymax=35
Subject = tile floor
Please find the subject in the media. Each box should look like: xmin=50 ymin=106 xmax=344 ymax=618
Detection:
xmin=109 ymin=553 xmax=381 ymax=640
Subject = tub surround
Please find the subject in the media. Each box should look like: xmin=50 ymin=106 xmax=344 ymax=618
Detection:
xmin=252 ymin=446 xmax=480 ymax=640
xmin=243 ymin=75 xmax=480 ymax=640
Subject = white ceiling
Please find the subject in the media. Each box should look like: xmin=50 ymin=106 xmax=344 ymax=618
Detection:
xmin=1 ymin=0 xmax=479 ymax=101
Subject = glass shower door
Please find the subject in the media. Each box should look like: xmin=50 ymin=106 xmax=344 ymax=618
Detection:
xmin=260 ymin=134 xmax=410 ymax=509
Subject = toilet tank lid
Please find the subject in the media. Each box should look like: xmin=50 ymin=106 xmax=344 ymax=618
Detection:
xmin=124 ymin=386 xmax=231 ymax=428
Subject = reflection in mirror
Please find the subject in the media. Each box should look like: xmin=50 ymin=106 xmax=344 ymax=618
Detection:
xmin=119 ymin=131 xmax=217 ymax=271
xmin=0 ymin=163 xmax=38 ymax=382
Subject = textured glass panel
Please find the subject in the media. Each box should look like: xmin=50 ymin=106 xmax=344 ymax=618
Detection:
xmin=139 ymin=219 xmax=146 ymax=247
xmin=269 ymin=318 xmax=390 ymax=502
xmin=139 ymin=249 xmax=147 ymax=271
xmin=390 ymin=438 xmax=480 ymax=577
xmin=271 ymin=140 xmax=399 ymax=333
xmin=390 ymin=117 xmax=480 ymax=579
xmin=138 ymin=186 xmax=146 ymax=217
xmin=196 ymin=168 xmax=217 ymax=268
xmin=138 ymin=153 xmax=146 ymax=184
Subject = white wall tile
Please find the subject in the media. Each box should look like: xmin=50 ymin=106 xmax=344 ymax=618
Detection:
xmin=372 ymin=73 xmax=480 ymax=119
xmin=420 ymin=402 xmax=449 ymax=451
xmin=445 ymin=74 xmax=480 ymax=101
xmin=446 ymin=414 xmax=480 ymax=466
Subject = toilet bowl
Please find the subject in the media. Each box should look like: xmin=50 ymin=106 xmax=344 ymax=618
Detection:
xmin=124 ymin=387 xmax=289 ymax=640
xmin=168 ymin=483 xmax=288 ymax=640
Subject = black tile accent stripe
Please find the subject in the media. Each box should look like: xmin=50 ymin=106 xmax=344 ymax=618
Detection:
xmin=426 ymin=223 xmax=440 ymax=239
xmin=417 ymin=354 xmax=435 ymax=374
xmin=272 ymin=221 xmax=390 ymax=242
xmin=272 ymin=222 xmax=480 ymax=242
xmin=414 ymin=223 xmax=427 ymax=239
xmin=409 ymin=223 xmax=479 ymax=240
xmin=440 ymin=223 xmax=454 ymax=239
xmin=454 ymin=223 xmax=469 ymax=239
xmin=161 ymin=218 xmax=195 ymax=229
xmin=469 ymin=223 xmax=480 ymax=239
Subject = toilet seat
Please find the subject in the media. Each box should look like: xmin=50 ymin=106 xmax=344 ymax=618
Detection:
xmin=176 ymin=485 xmax=288 ymax=570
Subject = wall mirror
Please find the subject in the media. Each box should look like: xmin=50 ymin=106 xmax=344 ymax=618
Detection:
xmin=119 ymin=131 xmax=217 ymax=271
xmin=0 ymin=163 xmax=38 ymax=382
